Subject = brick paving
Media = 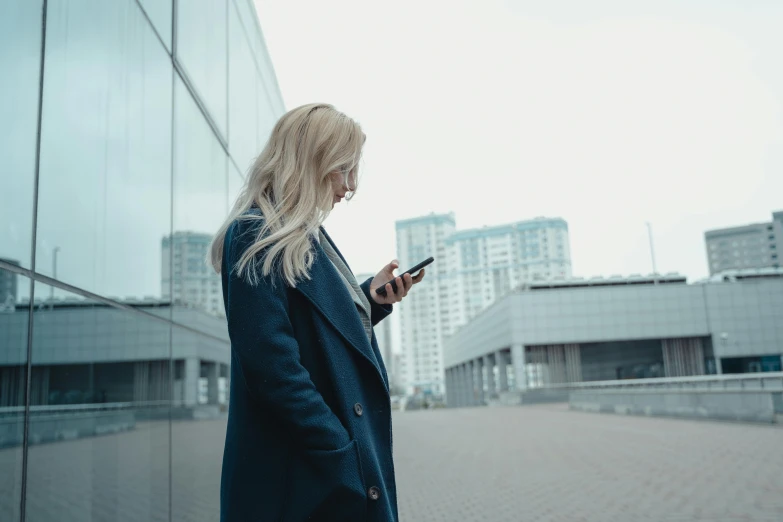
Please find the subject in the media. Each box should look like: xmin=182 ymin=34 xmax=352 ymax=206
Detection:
xmin=394 ymin=405 xmax=783 ymax=522
xmin=1 ymin=406 xmax=782 ymax=521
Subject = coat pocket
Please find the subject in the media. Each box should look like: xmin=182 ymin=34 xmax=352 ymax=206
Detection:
xmin=280 ymin=439 xmax=367 ymax=522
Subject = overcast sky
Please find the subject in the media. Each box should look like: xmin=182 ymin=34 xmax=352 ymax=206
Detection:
xmin=255 ymin=0 xmax=783 ymax=281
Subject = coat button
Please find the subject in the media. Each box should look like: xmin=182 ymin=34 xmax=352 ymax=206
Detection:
xmin=353 ymin=403 xmax=363 ymax=416
xmin=368 ymin=486 xmax=380 ymax=501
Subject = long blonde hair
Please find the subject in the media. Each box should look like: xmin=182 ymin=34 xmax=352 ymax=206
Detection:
xmin=209 ymin=103 xmax=365 ymax=287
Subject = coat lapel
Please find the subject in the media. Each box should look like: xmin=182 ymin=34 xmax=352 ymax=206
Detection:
xmin=293 ymin=236 xmax=386 ymax=390
xmin=318 ymin=229 xmax=370 ymax=320
xmin=318 ymin=228 xmax=351 ymax=272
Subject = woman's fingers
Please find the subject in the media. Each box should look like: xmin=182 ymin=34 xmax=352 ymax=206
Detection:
xmin=375 ymin=271 xmax=423 ymax=304
xmin=402 ymin=274 xmax=413 ymax=296
xmin=394 ymin=277 xmax=404 ymax=301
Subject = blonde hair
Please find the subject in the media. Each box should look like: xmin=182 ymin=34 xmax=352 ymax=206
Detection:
xmin=209 ymin=103 xmax=365 ymax=287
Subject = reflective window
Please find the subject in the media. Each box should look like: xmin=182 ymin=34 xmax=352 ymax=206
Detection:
xmin=229 ymin=163 xmax=245 ymax=212
xmin=229 ymin=0 xmax=259 ymax=173
xmin=0 ymin=0 xmax=281 ymax=518
xmin=35 ymin=0 xmax=173 ymax=300
xmin=138 ymin=0 xmax=172 ymax=51
xmin=0 ymin=269 xmax=29 ymax=522
xmin=170 ymin=326 xmax=229 ymax=522
xmin=233 ymin=0 xmax=259 ymax=50
xmin=172 ymin=77 xmax=228 ymax=329
xmin=24 ymin=282 xmax=170 ymax=521
xmin=176 ymin=0 xmax=228 ymax=139
xmin=257 ymin=76 xmax=277 ymax=151
xmin=0 ymin=0 xmax=43 ymax=270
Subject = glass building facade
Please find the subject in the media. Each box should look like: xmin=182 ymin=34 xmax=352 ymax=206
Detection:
xmin=0 ymin=1 xmax=284 ymax=520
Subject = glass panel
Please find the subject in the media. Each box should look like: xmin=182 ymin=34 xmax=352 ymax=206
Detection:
xmin=0 ymin=0 xmax=43 ymax=270
xmin=137 ymin=0 xmax=172 ymax=51
xmin=228 ymin=0 xmax=258 ymax=174
xmin=25 ymin=282 xmax=170 ymax=522
xmin=176 ymin=0 xmax=228 ymax=138
xmin=171 ymin=77 xmax=228 ymax=330
xmin=249 ymin=20 xmax=283 ymax=117
xmin=35 ymin=0 xmax=173 ymax=301
xmin=0 ymin=269 xmax=29 ymax=522
xmin=228 ymin=163 xmax=245 ymax=212
xmin=257 ymin=77 xmax=277 ymax=151
xmin=235 ymin=0 xmax=282 ymax=119
xmin=233 ymin=0 xmax=258 ymax=48
xmin=170 ymin=326 xmax=229 ymax=522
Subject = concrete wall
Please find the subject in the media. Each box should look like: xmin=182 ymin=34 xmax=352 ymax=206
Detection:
xmin=490 ymin=388 xmax=571 ymax=407
xmin=569 ymin=389 xmax=783 ymax=424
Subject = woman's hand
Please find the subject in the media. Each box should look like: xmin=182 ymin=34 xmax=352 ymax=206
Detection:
xmin=369 ymin=259 xmax=425 ymax=304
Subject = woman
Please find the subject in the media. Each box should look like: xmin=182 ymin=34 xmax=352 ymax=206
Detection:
xmin=209 ymin=103 xmax=423 ymax=522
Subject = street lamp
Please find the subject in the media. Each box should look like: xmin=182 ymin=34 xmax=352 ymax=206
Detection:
xmin=646 ymin=222 xmax=658 ymax=283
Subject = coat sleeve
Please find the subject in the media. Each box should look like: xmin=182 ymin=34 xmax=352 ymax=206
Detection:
xmin=360 ymin=277 xmax=393 ymax=326
xmin=225 ymin=221 xmax=351 ymax=451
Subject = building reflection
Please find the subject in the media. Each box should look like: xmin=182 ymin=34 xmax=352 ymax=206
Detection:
xmin=0 ymin=294 xmax=229 ymax=448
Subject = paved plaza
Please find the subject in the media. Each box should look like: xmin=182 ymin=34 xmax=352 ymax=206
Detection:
xmin=2 ymin=405 xmax=782 ymax=521
xmin=393 ymin=406 xmax=783 ymax=521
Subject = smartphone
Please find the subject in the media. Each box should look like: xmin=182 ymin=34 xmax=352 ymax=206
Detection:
xmin=375 ymin=257 xmax=434 ymax=297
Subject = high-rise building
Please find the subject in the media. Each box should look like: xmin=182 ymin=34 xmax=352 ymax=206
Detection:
xmin=395 ymin=213 xmax=456 ymax=395
xmin=395 ymin=213 xmax=573 ymax=395
xmin=705 ymin=211 xmax=782 ymax=275
xmin=443 ymin=217 xmax=572 ymax=333
xmin=162 ymin=231 xmax=223 ymax=317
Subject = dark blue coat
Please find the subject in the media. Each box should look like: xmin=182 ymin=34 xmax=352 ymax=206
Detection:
xmin=220 ymin=211 xmax=398 ymax=522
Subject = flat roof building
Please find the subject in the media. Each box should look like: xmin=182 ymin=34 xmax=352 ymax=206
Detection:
xmin=705 ymin=211 xmax=782 ymax=274
xmin=443 ymin=270 xmax=783 ymax=407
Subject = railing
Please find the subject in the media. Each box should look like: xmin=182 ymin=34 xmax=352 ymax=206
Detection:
xmin=538 ymin=372 xmax=783 ymax=392
xmin=0 ymin=400 xmax=171 ymax=416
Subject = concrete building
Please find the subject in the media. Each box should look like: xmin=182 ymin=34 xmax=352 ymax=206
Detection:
xmin=443 ymin=270 xmax=783 ymax=407
xmin=443 ymin=217 xmax=571 ymax=335
xmin=705 ymin=210 xmax=782 ymax=274
xmin=395 ymin=213 xmax=456 ymax=395
xmin=395 ymin=212 xmax=572 ymax=395
xmin=162 ymin=231 xmax=224 ymax=317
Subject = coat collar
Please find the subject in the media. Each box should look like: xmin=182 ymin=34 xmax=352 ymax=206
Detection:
xmin=294 ymin=227 xmax=387 ymax=390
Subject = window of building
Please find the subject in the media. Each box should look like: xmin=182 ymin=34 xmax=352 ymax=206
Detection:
xmin=35 ymin=2 xmax=173 ymax=298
